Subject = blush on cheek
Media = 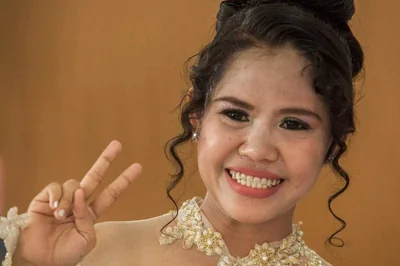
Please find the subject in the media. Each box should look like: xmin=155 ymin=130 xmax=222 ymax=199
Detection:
xmin=296 ymin=139 xmax=328 ymax=163
xmin=285 ymin=144 xmax=324 ymax=188
xmin=287 ymin=172 xmax=318 ymax=201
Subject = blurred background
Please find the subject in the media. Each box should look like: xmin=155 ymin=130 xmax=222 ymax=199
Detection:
xmin=0 ymin=1 xmax=399 ymax=265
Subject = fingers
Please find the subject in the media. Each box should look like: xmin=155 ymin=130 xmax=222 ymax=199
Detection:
xmin=90 ymin=163 xmax=142 ymax=219
xmin=73 ymin=189 xmax=96 ymax=250
xmin=30 ymin=140 xmax=139 ymax=224
xmin=47 ymin=182 xmax=63 ymax=209
xmin=80 ymin=140 xmax=123 ymax=198
xmin=55 ymin=179 xmax=81 ymax=219
xmin=30 ymin=182 xmax=63 ymax=214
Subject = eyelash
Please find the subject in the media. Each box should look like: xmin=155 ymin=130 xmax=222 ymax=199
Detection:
xmin=280 ymin=118 xmax=310 ymax=131
xmin=219 ymin=108 xmax=311 ymax=131
xmin=219 ymin=108 xmax=250 ymax=122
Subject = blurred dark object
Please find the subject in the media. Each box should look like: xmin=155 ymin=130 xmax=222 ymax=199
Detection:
xmin=0 ymin=238 xmax=5 ymax=262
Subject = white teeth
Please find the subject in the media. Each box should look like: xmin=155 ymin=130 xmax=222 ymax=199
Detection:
xmin=229 ymin=170 xmax=282 ymax=190
xmin=230 ymin=170 xmax=236 ymax=179
xmin=246 ymin=177 xmax=253 ymax=187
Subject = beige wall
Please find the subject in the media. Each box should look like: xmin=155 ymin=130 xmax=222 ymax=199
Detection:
xmin=0 ymin=1 xmax=398 ymax=265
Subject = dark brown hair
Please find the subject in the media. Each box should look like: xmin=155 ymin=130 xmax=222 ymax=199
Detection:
xmin=165 ymin=0 xmax=364 ymax=247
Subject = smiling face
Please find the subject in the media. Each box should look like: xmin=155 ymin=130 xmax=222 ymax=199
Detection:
xmin=196 ymin=46 xmax=332 ymax=224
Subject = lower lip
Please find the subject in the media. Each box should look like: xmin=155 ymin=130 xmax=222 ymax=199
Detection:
xmin=225 ymin=170 xmax=283 ymax=199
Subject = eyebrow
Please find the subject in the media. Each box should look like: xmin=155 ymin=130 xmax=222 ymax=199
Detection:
xmin=213 ymin=96 xmax=255 ymax=110
xmin=212 ymin=96 xmax=322 ymax=121
xmin=278 ymin=108 xmax=322 ymax=121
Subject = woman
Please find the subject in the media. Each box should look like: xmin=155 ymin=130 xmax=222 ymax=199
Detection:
xmin=3 ymin=0 xmax=364 ymax=265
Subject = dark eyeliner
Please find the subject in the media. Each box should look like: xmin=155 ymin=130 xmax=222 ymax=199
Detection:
xmin=281 ymin=117 xmax=310 ymax=130
xmin=219 ymin=108 xmax=249 ymax=122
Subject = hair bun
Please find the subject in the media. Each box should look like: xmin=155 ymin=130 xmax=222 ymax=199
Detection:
xmin=216 ymin=1 xmax=247 ymax=31
xmin=217 ymin=0 xmax=355 ymax=31
xmin=283 ymin=0 xmax=355 ymax=25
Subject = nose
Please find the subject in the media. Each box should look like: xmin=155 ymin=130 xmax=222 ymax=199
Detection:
xmin=237 ymin=127 xmax=279 ymax=162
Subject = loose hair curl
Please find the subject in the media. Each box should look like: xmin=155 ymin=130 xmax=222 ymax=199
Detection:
xmin=164 ymin=0 xmax=364 ymax=247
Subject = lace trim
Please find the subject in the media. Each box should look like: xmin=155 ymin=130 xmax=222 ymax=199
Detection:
xmin=0 ymin=207 xmax=29 ymax=266
xmin=160 ymin=197 xmax=325 ymax=266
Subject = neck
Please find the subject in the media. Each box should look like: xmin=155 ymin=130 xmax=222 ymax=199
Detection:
xmin=200 ymin=194 xmax=295 ymax=258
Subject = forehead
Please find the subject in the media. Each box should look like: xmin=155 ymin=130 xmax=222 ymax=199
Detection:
xmin=213 ymin=46 xmax=322 ymax=109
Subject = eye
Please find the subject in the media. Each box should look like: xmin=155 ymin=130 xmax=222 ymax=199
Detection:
xmin=220 ymin=108 xmax=249 ymax=122
xmin=280 ymin=118 xmax=310 ymax=130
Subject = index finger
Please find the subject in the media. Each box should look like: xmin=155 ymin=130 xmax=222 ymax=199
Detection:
xmin=80 ymin=140 xmax=123 ymax=198
xmin=90 ymin=163 xmax=142 ymax=220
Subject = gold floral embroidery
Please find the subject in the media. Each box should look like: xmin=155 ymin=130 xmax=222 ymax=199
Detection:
xmin=159 ymin=197 xmax=326 ymax=266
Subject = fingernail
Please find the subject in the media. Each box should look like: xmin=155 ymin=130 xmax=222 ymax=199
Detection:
xmin=53 ymin=201 xmax=59 ymax=208
xmin=58 ymin=209 xmax=65 ymax=218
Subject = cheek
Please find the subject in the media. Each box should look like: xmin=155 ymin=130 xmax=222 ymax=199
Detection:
xmin=282 ymin=138 xmax=327 ymax=185
xmin=198 ymin=120 xmax=228 ymax=169
xmin=198 ymin=115 xmax=237 ymax=152
xmin=197 ymin=117 xmax=241 ymax=176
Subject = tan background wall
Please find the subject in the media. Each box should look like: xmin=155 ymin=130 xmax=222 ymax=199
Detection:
xmin=0 ymin=1 xmax=399 ymax=265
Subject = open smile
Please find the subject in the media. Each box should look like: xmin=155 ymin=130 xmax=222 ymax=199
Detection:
xmin=225 ymin=169 xmax=285 ymax=198
xmin=228 ymin=170 xmax=284 ymax=189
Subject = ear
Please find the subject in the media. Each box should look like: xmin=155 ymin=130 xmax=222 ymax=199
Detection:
xmin=187 ymin=87 xmax=194 ymax=97
xmin=324 ymin=138 xmax=336 ymax=163
xmin=186 ymin=87 xmax=201 ymax=129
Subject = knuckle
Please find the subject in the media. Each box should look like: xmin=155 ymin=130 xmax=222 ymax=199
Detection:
xmin=121 ymin=173 xmax=132 ymax=185
xmin=60 ymin=180 xmax=80 ymax=205
xmin=60 ymin=196 xmax=73 ymax=206
xmin=48 ymin=182 xmax=61 ymax=190
xmin=101 ymin=154 xmax=113 ymax=164
xmin=64 ymin=179 xmax=80 ymax=188
xmin=86 ymin=170 xmax=103 ymax=184
xmin=106 ymin=186 xmax=119 ymax=201
xmin=29 ymin=200 xmax=42 ymax=210
xmin=46 ymin=182 xmax=62 ymax=196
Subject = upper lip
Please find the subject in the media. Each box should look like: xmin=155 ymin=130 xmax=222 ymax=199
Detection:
xmin=228 ymin=167 xmax=282 ymax=180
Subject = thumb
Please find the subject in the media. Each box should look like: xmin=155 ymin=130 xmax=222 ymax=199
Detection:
xmin=73 ymin=189 xmax=96 ymax=250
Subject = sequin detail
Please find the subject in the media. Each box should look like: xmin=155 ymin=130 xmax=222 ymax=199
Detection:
xmin=0 ymin=207 xmax=29 ymax=266
xmin=159 ymin=197 xmax=327 ymax=266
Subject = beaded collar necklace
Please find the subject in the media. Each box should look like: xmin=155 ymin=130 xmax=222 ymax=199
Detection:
xmin=159 ymin=197 xmax=324 ymax=266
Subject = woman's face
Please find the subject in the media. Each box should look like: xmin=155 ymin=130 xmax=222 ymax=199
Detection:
xmin=196 ymin=46 xmax=332 ymax=224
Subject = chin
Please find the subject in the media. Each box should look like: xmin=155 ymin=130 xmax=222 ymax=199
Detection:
xmin=214 ymin=181 xmax=295 ymax=225
xmin=221 ymin=199 xmax=283 ymax=224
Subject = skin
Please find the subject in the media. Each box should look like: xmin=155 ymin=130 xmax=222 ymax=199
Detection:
xmin=15 ymin=141 xmax=143 ymax=266
xmin=197 ymin=46 xmax=332 ymax=257
xmin=15 ymin=45 xmax=332 ymax=266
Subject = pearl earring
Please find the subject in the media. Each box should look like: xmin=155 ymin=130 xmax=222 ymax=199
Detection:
xmin=192 ymin=130 xmax=200 ymax=141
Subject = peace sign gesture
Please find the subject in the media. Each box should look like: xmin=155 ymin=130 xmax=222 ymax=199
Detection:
xmin=15 ymin=141 xmax=142 ymax=266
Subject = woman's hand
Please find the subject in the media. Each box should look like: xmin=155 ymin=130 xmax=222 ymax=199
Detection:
xmin=16 ymin=140 xmax=142 ymax=266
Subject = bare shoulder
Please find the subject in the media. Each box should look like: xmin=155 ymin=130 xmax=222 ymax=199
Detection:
xmin=81 ymin=213 xmax=173 ymax=266
xmin=321 ymin=258 xmax=333 ymax=266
